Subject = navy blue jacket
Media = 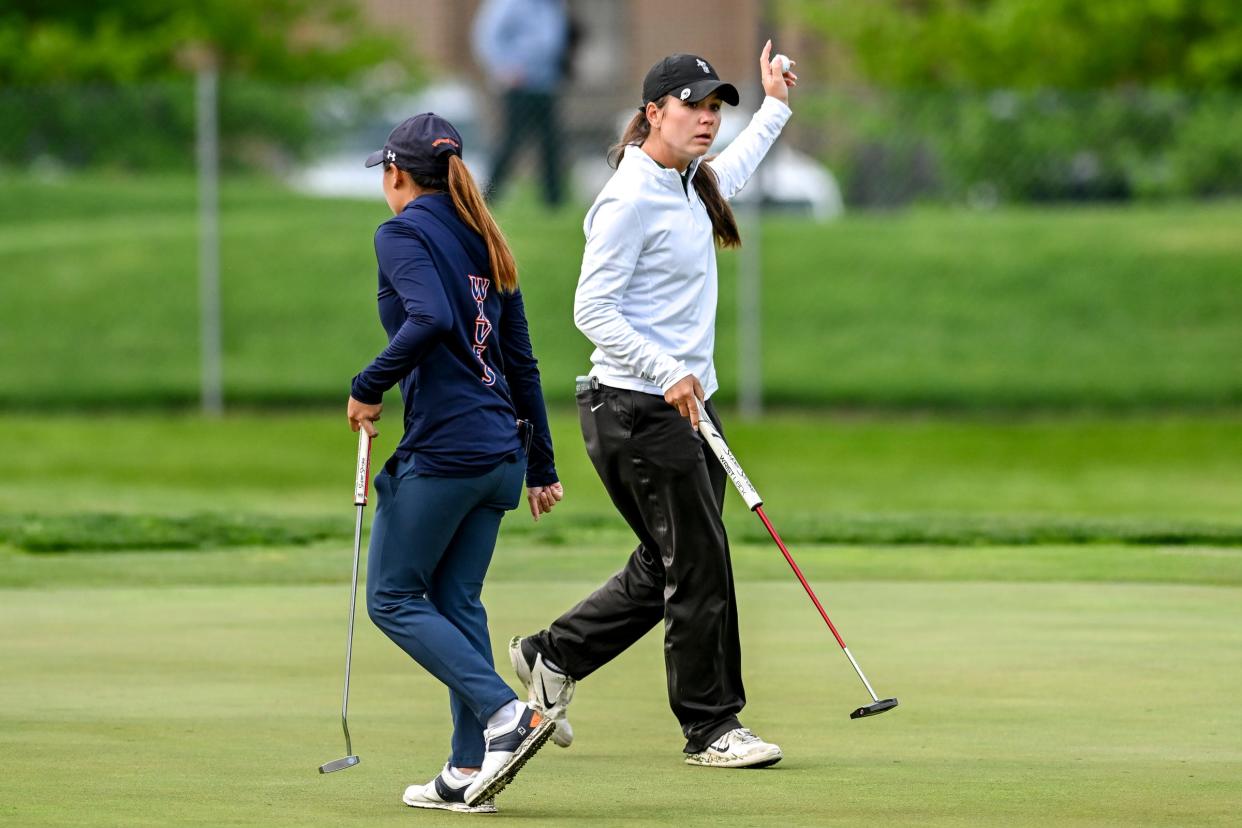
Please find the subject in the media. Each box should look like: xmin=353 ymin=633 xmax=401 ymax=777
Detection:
xmin=350 ymin=193 xmax=557 ymax=486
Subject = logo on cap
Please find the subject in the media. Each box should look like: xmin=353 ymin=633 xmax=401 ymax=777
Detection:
xmin=385 ymin=150 xmax=396 ymax=162
xmin=680 ymin=87 xmax=692 ymax=100
xmin=696 ymin=59 xmax=711 ymax=74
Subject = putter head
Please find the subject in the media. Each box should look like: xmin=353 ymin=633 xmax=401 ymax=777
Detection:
xmin=318 ymin=755 xmax=360 ymax=773
xmin=850 ymin=698 xmax=899 ymax=719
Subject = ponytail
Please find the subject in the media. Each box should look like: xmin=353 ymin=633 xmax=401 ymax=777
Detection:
xmin=691 ymin=163 xmax=740 ymax=249
xmin=447 ymin=155 xmax=518 ymax=292
xmin=407 ymin=156 xmax=518 ymax=293
xmin=608 ymin=100 xmax=741 ymax=249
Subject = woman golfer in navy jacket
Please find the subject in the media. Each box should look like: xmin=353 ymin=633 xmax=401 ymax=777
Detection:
xmin=346 ymin=112 xmax=562 ymax=812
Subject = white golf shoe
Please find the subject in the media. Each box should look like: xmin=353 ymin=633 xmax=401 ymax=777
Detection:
xmin=508 ymin=636 xmax=575 ymax=748
xmin=464 ymin=704 xmax=556 ymax=806
xmin=684 ymin=728 xmax=783 ymax=769
xmin=402 ymin=764 xmax=497 ymax=813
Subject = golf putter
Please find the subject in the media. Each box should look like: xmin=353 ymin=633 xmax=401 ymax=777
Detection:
xmin=693 ymin=399 xmax=898 ymax=720
xmin=319 ymin=427 xmax=373 ymax=773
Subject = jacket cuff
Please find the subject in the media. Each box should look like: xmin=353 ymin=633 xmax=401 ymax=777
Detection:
xmin=659 ymin=362 xmax=693 ymax=393
xmin=761 ymin=95 xmax=793 ymax=122
xmin=526 ymin=468 xmax=559 ymax=488
xmin=350 ymin=373 xmax=384 ymax=405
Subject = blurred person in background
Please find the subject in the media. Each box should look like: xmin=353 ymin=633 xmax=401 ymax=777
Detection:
xmin=346 ymin=112 xmax=564 ymax=812
xmin=508 ymin=43 xmax=799 ymax=770
xmin=471 ymin=0 xmax=573 ymax=206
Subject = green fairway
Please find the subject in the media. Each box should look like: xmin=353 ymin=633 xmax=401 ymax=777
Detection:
xmin=2 ymin=172 xmax=1240 ymax=408
xmin=2 ymin=578 xmax=1240 ymax=826
xmin=1 ymin=411 xmax=1241 ymax=824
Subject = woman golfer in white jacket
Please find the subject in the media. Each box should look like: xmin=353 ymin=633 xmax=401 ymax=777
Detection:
xmin=509 ymin=42 xmax=798 ymax=768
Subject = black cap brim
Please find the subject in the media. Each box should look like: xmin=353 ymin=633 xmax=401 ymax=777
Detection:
xmin=676 ymin=79 xmax=740 ymax=106
xmin=364 ymin=149 xmax=385 ymax=168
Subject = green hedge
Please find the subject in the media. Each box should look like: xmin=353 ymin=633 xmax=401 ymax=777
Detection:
xmin=0 ymin=80 xmax=328 ymax=171
xmin=806 ymin=89 xmax=1242 ymax=206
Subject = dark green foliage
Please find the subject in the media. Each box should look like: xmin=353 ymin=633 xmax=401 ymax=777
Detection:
xmin=804 ymin=88 xmax=1242 ymax=205
xmin=782 ymin=1 xmax=1242 ymax=202
xmin=0 ymin=1 xmax=406 ymax=169
xmin=786 ymin=0 xmax=1242 ymax=90
xmin=0 ymin=512 xmax=346 ymax=553
xmin=731 ymin=513 xmax=1242 ymax=548
xmin=3 ymin=509 xmax=1238 ymax=553
xmin=0 ymin=80 xmax=323 ymax=170
xmin=0 ymin=0 xmax=404 ymax=85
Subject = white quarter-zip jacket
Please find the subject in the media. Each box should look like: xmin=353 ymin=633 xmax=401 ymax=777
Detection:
xmin=574 ymin=96 xmax=793 ymax=399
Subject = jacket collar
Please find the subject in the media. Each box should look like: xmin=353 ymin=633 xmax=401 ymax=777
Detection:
xmin=620 ymin=144 xmax=702 ymax=191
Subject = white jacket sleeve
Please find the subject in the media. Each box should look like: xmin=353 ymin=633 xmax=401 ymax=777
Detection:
xmin=704 ymin=96 xmax=792 ymax=200
xmin=574 ymin=196 xmax=691 ymax=391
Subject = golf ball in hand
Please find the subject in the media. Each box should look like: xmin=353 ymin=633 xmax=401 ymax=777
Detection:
xmin=776 ymin=54 xmax=791 ymax=74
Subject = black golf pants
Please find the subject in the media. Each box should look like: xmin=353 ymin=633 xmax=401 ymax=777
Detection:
xmin=528 ymin=384 xmax=745 ymax=753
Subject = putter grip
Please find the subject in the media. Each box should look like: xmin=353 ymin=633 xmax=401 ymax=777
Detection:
xmin=354 ymin=429 xmax=372 ymax=506
xmin=694 ymin=400 xmax=763 ymax=510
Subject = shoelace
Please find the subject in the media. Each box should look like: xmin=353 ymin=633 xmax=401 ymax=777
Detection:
xmin=712 ymin=728 xmax=760 ymax=751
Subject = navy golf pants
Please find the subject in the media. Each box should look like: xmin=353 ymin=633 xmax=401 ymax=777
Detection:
xmin=366 ymin=453 xmax=525 ymax=768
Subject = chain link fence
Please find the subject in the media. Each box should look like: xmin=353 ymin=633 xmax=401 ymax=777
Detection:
xmin=3 ymin=82 xmax=1241 ymax=207
xmin=2 ymin=80 xmax=1240 ymax=411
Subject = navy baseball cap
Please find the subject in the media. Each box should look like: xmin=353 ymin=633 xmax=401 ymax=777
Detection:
xmin=364 ymin=112 xmax=463 ymax=175
xmin=641 ymin=53 xmax=740 ymax=108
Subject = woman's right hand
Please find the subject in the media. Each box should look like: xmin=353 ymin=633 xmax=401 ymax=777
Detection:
xmin=664 ymin=374 xmax=706 ymax=428
xmin=760 ymin=39 xmax=798 ymax=104
xmin=348 ymin=396 xmax=383 ymax=437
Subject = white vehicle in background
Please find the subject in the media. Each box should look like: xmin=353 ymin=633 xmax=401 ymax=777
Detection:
xmin=572 ymin=107 xmax=843 ymax=221
xmin=299 ymin=83 xmax=841 ymax=221
xmin=299 ymin=81 xmax=493 ymax=199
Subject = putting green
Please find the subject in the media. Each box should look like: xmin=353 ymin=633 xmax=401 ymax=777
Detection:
xmin=2 ymin=578 xmax=1239 ymax=826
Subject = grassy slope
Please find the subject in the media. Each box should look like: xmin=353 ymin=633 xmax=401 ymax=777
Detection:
xmin=1 ymin=172 xmax=1240 ymax=407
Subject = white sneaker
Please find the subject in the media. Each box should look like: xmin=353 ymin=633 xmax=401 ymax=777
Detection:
xmin=684 ymin=728 xmax=783 ymax=769
xmin=464 ymin=704 xmax=556 ymax=806
xmin=402 ymin=764 xmax=497 ymax=813
xmin=509 ymin=636 xmax=575 ymax=748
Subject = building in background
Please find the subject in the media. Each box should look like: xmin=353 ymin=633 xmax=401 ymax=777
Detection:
xmin=363 ymin=0 xmax=763 ymax=152
xmin=347 ymin=1 xmax=839 ymax=214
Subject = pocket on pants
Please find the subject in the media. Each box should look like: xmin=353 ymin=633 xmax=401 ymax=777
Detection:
xmin=580 ymin=385 xmax=633 ymax=439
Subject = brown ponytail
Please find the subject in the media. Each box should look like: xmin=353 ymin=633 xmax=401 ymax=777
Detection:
xmin=407 ymin=156 xmax=518 ymax=293
xmin=446 ymin=154 xmax=518 ymax=292
xmin=608 ymin=100 xmax=741 ymax=249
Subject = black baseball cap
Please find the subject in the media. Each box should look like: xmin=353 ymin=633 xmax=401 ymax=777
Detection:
xmin=364 ymin=112 xmax=462 ymax=176
xmin=641 ymin=53 xmax=740 ymax=108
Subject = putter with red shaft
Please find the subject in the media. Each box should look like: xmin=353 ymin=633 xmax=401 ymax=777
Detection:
xmin=319 ymin=427 xmax=373 ymax=773
xmin=693 ymin=400 xmax=898 ymax=720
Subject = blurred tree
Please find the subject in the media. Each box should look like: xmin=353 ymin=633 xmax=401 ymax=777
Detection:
xmin=0 ymin=0 xmax=405 ymax=84
xmin=784 ymin=0 xmax=1242 ymax=89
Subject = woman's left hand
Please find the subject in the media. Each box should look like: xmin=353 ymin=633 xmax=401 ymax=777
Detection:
xmin=527 ymin=481 xmax=564 ymax=522
xmin=760 ymin=39 xmax=798 ymax=103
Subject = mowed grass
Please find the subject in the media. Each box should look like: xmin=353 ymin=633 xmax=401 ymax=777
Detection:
xmin=1 ymin=171 xmax=1240 ymax=408
xmin=2 ymin=413 xmax=1241 ymax=824
xmin=1 ymin=580 xmax=1240 ymax=826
